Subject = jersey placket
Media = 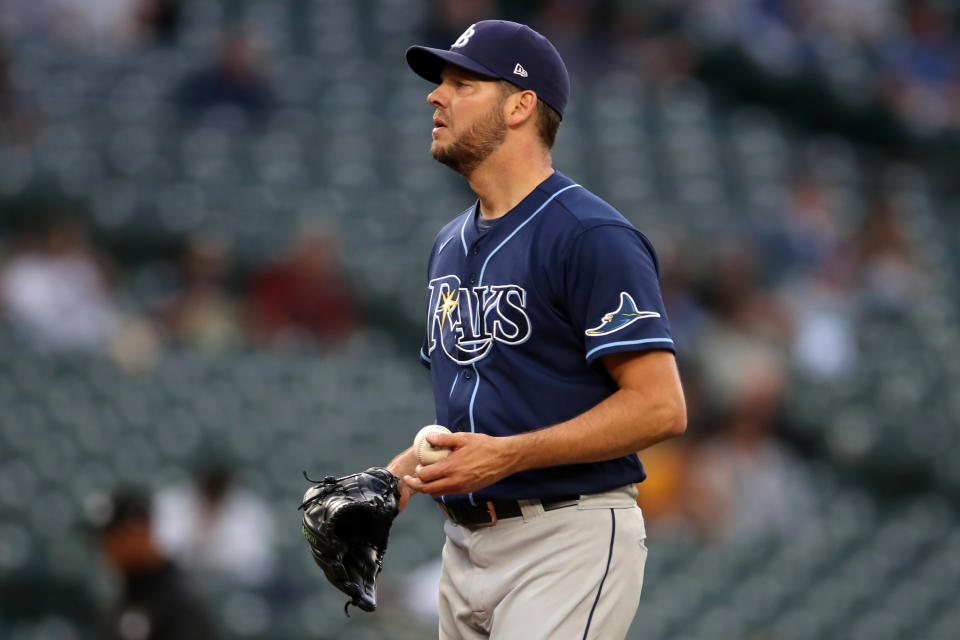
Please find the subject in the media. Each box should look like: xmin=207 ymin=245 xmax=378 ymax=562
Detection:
xmin=444 ymin=180 xmax=571 ymax=441
xmin=447 ymin=231 xmax=484 ymax=437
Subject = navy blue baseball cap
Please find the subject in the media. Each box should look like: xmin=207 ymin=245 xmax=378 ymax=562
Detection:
xmin=406 ymin=20 xmax=570 ymax=119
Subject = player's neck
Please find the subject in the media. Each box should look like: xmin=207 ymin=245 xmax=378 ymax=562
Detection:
xmin=468 ymin=144 xmax=554 ymax=221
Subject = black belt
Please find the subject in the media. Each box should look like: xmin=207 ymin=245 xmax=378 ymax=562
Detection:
xmin=440 ymin=495 xmax=580 ymax=527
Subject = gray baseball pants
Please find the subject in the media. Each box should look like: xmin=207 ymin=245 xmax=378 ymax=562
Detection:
xmin=437 ymin=485 xmax=647 ymax=639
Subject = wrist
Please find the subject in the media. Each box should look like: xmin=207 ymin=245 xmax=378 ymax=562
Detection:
xmin=386 ymin=447 xmax=417 ymax=478
xmin=501 ymin=433 xmax=532 ymax=476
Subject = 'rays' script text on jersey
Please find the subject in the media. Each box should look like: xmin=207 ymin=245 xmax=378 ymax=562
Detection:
xmin=426 ymin=275 xmax=531 ymax=365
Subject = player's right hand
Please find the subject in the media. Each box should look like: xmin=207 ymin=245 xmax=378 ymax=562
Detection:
xmin=404 ymin=432 xmax=521 ymax=497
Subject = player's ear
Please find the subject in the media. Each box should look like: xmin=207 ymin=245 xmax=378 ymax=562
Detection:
xmin=505 ymin=90 xmax=538 ymax=127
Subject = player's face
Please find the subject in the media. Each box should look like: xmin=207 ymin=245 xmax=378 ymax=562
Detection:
xmin=427 ymin=65 xmax=508 ymax=176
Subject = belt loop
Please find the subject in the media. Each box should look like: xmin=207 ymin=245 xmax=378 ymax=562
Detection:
xmin=518 ymin=499 xmax=545 ymax=522
xmin=474 ymin=501 xmax=498 ymax=527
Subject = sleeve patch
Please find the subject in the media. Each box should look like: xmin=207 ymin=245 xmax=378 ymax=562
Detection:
xmin=585 ymin=292 xmax=662 ymax=336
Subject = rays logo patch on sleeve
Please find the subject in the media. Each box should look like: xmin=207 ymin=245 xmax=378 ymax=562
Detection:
xmin=585 ymin=292 xmax=661 ymax=336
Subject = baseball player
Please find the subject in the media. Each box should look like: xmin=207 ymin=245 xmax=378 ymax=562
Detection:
xmin=386 ymin=20 xmax=687 ymax=639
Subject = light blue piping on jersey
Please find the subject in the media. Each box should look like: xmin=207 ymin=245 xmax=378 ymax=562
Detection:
xmin=449 ymin=373 xmax=458 ymax=398
xmin=460 ymin=214 xmax=470 ymax=256
xmin=446 ymin=371 xmax=460 ymax=506
xmin=437 ymin=235 xmax=455 ymax=255
xmin=477 ymin=183 xmax=581 ymax=286
xmin=466 ymin=362 xmax=481 ymax=506
xmin=464 ymin=182 xmax=581 ymax=507
xmin=585 ymin=338 xmax=675 ymax=361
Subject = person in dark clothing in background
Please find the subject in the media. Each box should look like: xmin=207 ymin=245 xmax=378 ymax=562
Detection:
xmin=177 ymin=25 xmax=273 ymax=127
xmin=85 ymin=489 xmax=216 ymax=640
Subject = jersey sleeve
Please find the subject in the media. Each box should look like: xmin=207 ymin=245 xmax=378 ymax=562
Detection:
xmin=419 ymin=332 xmax=431 ymax=369
xmin=564 ymin=224 xmax=675 ymax=364
xmin=419 ymin=240 xmax=438 ymax=370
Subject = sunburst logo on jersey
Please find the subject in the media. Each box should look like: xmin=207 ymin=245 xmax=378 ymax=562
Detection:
xmin=438 ymin=290 xmax=459 ymax=329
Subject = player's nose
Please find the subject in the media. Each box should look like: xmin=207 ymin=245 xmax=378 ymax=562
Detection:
xmin=427 ymin=85 xmax=446 ymax=109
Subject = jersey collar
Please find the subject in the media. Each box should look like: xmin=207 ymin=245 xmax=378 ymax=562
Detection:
xmin=459 ymin=171 xmax=575 ymax=255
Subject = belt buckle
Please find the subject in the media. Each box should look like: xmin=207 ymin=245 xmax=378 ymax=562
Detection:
xmin=474 ymin=501 xmax=498 ymax=527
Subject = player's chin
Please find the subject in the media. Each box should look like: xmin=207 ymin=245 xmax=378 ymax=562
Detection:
xmin=430 ymin=137 xmax=448 ymax=154
xmin=430 ymin=141 xmax=452 ymax=163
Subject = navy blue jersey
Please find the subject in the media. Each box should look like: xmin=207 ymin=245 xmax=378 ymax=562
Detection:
xmin=420 ymin=171 xmax=674 ymax=507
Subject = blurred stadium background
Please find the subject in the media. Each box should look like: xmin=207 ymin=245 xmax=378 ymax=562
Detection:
xmin=1 ymin=0 xmax=959 ymax=639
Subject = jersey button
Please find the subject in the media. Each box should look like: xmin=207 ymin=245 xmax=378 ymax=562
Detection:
xmin=472 ymin=247 xmax=479 ymax=255
xmin=463 ymin=370 xmax=472 ymax=380
xmin=469 ymin=274 xmax=477 ymax=284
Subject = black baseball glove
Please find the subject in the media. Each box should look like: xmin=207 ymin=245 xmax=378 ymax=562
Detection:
xmin=298 ymin=467 xmax=401 ymax=614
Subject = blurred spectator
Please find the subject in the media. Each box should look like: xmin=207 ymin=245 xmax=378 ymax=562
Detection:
xmin=0 ymin=40 xmax=15 ymax=123
xmin=0 ymin=0 xmax=178 ymax=49
xmin=177 ymin=26 xmax=274 ymax=128
xmin=158 ymin=235 xmax=241 ymax=351
xmin=246 ymin=227 xmax=359 ymax=345
xmin=763 ymin=172 xmax=859 ymax=378
xmin=658 ymin=239 xmax=708 ymax=353
xmin=683 ymin=0 xmax=960 ymax=131
xmin=682 ymin=354 xmax=816 ymax=541
xmin=531 ymin=0 xmax=603 ymax=75
xmin=856 ymin=193 xmax=926 ymax=312
xmin=153 ymin=461 xmax=277 ymax=589
xmin=0 ymin=214 xmax=122 ymax=351
xmin=419 ymin=0 xmax=497 ymax=47
xmin=0 ymin=38 xmax=43 ymax=142
xmin=133 ymin=0 xmax=182 ymax=46
xmin=881 ymin=0 xmax=960 ymax=131
xmin=47 ymin=0 xmax=141 ymax=50
xmin=695 ymin=244 xmax=791 ymax=410
xmin=770 ymin=173 xmax=844 ymax=278
xmin=84 ymin=488 xmax=216 ymax=640
xmin=608 ymin=3 xmax=698 ymax=84
xmin=781 ymin=251 xmax=858 ymax=379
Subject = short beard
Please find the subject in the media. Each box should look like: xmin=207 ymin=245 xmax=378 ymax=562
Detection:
xmin=431 ymin=102 xmax=508 ymax=176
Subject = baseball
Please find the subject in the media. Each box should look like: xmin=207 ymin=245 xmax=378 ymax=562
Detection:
xmin=413 ymin=424 xmax=452 ymax=465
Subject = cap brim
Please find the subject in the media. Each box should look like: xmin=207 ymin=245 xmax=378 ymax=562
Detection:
xmin=406 ymin=46 xmax=499 ymax=84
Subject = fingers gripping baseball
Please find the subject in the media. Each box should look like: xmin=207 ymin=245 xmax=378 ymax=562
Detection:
xmin=413 ymin=424 xmax=452 ymax=465
xmin=404 ymin=432 xmax=520 ymax=497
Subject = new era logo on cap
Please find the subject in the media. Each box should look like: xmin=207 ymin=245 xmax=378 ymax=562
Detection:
xmin=405 ymin=20 xmax=570 ymax=118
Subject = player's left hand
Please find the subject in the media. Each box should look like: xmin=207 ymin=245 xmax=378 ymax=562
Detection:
xmin=403 ymin=431 xmax=520 ymax=497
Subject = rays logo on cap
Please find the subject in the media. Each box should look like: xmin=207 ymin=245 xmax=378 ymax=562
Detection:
xmin=586 ymin=292 xmax=660 ymax=336
xmin=451 ymin=24 xmax=476 ymax=48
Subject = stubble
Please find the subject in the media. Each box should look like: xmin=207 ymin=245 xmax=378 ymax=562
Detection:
xmin=431 ymin=102 xmax=508 ymax=176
